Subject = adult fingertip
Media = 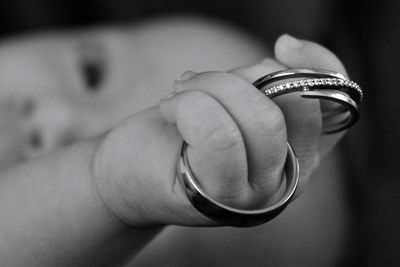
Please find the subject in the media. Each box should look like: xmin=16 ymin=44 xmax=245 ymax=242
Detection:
xmin=274 ymin=34 xmax=305 ymax=65
xmin=276 ymin=34 xmax=304 ymax=50
xmin=275 ymin=35 xmax=347 ymax=75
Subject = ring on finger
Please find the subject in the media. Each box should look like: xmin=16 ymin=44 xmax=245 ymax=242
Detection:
xmin=253 ymin=68 xmax=363 ymax=133
xmin=177 ymin=141 xmax=299 ymax=227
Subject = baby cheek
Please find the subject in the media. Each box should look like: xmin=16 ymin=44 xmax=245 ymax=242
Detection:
xmin=0 ymin=118 xmax=24 ymax=170
xmin=0 ymin=100 xmax=30 ymax=170
xmin=0 ymin=95 xmax=82 ymax=167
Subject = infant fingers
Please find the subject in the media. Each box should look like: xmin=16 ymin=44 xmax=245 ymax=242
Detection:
xmin=162 ymin=72 xmax=287 ymax=208
xmin=160 ymin=90 xmax=251 ymax=208
xmin=228 ymin=57 xmax=321 ymax=197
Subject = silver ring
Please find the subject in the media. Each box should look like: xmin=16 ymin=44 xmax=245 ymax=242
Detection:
xmin=252 ymin=68 xmax=363 ymax=134
xmin=253 ymin=68 xmax=363 ymax=103
xmin=177 ymin=141 xmax=299 ymax=227
xmin=301 ymin=89 xmax=358 ymax=133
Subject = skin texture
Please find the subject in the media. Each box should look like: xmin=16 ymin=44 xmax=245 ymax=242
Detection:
xmin=0 ymin=17 xmax=350 ymax=266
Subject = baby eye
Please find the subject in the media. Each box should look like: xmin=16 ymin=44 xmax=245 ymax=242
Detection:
xmin=78 ymin=41 xmax=107 ymax=93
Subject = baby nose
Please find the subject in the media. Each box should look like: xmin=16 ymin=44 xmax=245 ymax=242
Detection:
xmin=21 ymin=97 xmax=78 ymax=159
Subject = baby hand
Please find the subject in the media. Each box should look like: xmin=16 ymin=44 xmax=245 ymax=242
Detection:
xmin=92 ymin=35 xmax=351 ymax=227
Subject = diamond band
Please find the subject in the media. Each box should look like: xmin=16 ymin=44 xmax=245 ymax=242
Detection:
xmin=253 ymin=68 xmax=363 ymax=134
xmin=263 ymin=77 xmax=363 ymax=102
xmin=253 ymin=68 xmax=363 ymax=104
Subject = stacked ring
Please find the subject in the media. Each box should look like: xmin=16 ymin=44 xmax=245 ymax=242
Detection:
xmin=177 ymin=68 xmax=362 ymax=227
xmin=253 ymin=68 xmax=363 ymax=134
xmin=253 ymin=68 xmax=363 ymax=103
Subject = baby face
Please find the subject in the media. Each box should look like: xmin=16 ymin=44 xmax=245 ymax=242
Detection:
xmin=0 ymin=18 xmax=264 ymax=169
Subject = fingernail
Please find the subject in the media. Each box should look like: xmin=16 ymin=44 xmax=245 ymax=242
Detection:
xmin=161 ymin=91 xmax=179 ymax=101
xmin=280 ymin=34 xmax=303 ymax=49
xmin=176 ymin=71 xmax=197 ymax=81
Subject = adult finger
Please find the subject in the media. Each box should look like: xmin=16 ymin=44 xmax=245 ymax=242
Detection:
xmin=275 ymin=34 xmax=349 ymax=157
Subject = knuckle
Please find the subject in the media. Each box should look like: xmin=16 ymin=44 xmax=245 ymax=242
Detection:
xmin=203 ymin=120 xmax=243 ymax=153
xmin=177 ymin=91 xmax=243 ymax=151
xmin=253 ymin=97 xmax=286 ymax=138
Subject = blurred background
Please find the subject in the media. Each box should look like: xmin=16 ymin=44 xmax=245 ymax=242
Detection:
xmin=0 ymin=0 xmax=399 ymax=266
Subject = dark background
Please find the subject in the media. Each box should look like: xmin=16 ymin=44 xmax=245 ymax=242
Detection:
xmin=0 ymin=0 xmax=399 ymax=265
